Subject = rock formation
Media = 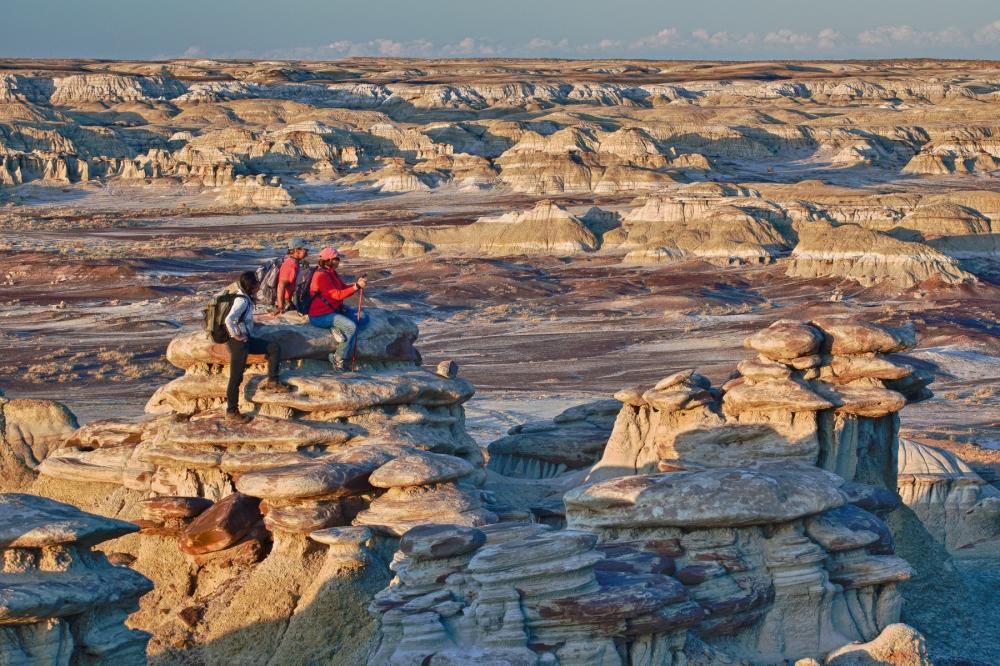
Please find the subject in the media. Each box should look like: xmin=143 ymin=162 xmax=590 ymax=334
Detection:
xmin=897 ymin=438 xmax=1000 ymax=552
xmin=0 ymin=307 xmax=504 ymax=662
xmin=0 ymin=493 xmax=153 ymax=665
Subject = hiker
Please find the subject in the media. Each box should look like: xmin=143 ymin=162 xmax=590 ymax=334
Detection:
xmin=307 ymin=247 xmax=368 ymax=371
xmin=275 ymin=237 xmax=310 ymax=313
xmin=225 ymin=271 xmax=293 ymax=423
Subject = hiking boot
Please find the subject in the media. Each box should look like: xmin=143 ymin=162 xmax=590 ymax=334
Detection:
xmin=225 ymin=410 xmax=252 ymax=424
xmin=331 ymin=329 xmax=347 ymax=345
xmin=328 ymin=353 xmax=346 ymax=372
xmin=260 ymin=379 xmax=294 ymax=393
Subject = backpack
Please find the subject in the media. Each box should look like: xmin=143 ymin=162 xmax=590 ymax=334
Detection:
xmin=291 ymin=266 xmax=319 ymax=315
xmin=203 ymin=292 xmax=239 ymax=343
xmin=253 ymin=258 xmax=281 ymax=306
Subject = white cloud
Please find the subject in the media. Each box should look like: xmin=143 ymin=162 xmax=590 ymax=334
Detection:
xmin=631 ymin=28 xmax=682 ymax=49
xmin=857 ymin=25 xmax=964 ymax=47
xmin=763 ymin=29 xmax=812 ymax=48
xmin=974 ymin=20 xmax=1000 ymax=44
xmin=817 ymin=29 xmax=841 ymax=49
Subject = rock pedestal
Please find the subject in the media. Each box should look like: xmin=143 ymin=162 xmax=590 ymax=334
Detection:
xmin=0 ymin=493 xmax=153 ymax=665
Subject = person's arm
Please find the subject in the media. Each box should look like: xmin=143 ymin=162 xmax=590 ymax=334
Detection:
xmin=321 ymin=274 xmax=360 ymax=302
xmin=225 ymin=296 xmax=249 ymax=340
xmin=275 ymin=261 xmax=294 ymax=311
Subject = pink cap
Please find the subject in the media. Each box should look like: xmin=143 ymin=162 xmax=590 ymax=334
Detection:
xmin=319 ymin=247 xmax=341 ymax=261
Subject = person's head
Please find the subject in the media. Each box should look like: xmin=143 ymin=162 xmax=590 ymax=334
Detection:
xmin=318 ymin=247 xmax=341 ymax=270
xmin=238 ymin=270 xmax=259 ymax=295
xmin=287 ymin=237 xmax=310 ymax=261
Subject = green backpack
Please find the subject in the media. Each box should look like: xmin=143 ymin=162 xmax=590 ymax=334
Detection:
xmin=203 ymin=292 xmax=239 ymax=343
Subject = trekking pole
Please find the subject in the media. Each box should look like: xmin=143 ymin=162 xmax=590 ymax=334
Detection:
xmin=350 ymin=287 xmax=364 ymax=371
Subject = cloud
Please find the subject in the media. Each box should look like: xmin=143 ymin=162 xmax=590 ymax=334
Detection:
xmin=631 ymin=28 xmax=681 ymax=49
xmin=817 ymin=29 xmax=842 ymax=49
xmin=974 ymin=20 xmax=1000 ymax=44
xmin=763 ymin=29 xmax=812 ymax=48
xmin=857 ymin=25 xmax=964 ymax=47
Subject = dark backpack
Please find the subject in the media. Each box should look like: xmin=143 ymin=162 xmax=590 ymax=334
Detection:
xmin=291 ymin=266 xmax=318 ymax=314
xmin=253 ymin=258 xmax=282 ymax=306
xmin=203 ymin=292 xmax=239 ymax=343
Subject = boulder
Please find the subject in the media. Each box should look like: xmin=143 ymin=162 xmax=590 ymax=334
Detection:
xmin=235 ymin=462 xmax=371 ymax=500
xmin=827 ymin=356 xmax=912 ymax=384
xmin=251 ymin=370 xmax=475 ymax=416
xmin=399 ymin=524 xmax=486 ymax=560
xmin=355 ymin=483 xmax=496 ymax=536
xmin=263 ymin=499 xmax=342 ymax=533
xmin=179 ymin=493 xmax=262 ymax=555
xmin=139 ymin=496 xmax=213 ymax=523
xmin=744 ymin=320 xmax=823 ymax=360
xmin=810 ymin=382 xmax=907 ymax=417
xmin=811 ymin=318 xmax=916 ymax=355
xmin=565 ymin=464 xmax=846 ymax=529
xmin=824 ymin=623 xmax=931 ymax=665
xmin=369 ymin=452 xmax=474 ymax=488
xmin=1 ymin=397 xmax=79 ymax=469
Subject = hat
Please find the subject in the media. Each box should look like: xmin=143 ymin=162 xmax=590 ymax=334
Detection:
xmin=319 ymin=247 xmax=341 ymax=261
xmin=287 ymin=237 xmax=310 ymax=251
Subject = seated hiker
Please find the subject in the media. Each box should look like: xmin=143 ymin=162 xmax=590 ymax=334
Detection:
xmin=275 ymin=237 xmax=310 ymax=313
xmin=225 ymin=271 xmax=293 ymax=423
xmin=307 ymin=247 xmax=368 ymax=371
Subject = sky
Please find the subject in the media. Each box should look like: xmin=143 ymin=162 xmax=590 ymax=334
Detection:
xmin=4 ymin=0 xmax=1000 ymax=61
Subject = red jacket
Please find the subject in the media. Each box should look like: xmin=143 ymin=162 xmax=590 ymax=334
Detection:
xmin=308 ymin=267 xmax=358 ymax=317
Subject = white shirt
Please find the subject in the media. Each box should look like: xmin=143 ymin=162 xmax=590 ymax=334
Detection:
xmin=224 ymin=287 xmax=255 ymax=339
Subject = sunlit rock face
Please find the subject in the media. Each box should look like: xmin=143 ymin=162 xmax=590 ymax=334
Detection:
xmin=3 ymin=59 xmax=1000 ymax=286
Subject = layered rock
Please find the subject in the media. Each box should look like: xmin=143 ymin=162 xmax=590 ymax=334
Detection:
xmin=786 ymin=223 xmax=975 ymax=288
xmin=565 ymin=464 xmax=912 ymax=662
xmin=0 ymin=493 xmax=153 ymax=665
xmin=896 ymin=439 xmax=1000 ymax=552
xmin=10 ymin=310 xmax=491 ymax=662
xmin=487 ymin=398 xmax=620 ymax=479
xmin=357 ymin=200 xmax=601 ymax=259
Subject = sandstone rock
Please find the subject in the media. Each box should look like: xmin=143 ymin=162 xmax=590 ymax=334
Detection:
xmin=0 ymin=492 xmax=152 ymax=664
xmin=399 ymin=524 xmax=486 ymax=560
xmin=435 ymin=360 xmax=458 ymax=378
xmin=566 ymin=464 xmax=845 ymax=529
xmin=827 ymin=356 xmax=912 ymax=383
xmin=812 ymin=318 xmax=916 ymax=355
xmin=1 ymin=397 xmax=79 ymax=470
xmin=179 ymin=493 xmax=262 ymax=555
xmin=139 ymin=496 xmax=213 ymax=523
xmin=251 ymin=370 xmax=475 ymax=416
xmin=369 ymin=452 xmax=474 ymax=488
xmin=738 ymin=357 xmax=793 ymax=382
xmin=165 ymin=307 xmax=420 ymax=369
xmin=355 ymin=483 xmax=496 ymax=536
xmin=0 ymin=493 xmax=138 ymax=548
xmin=165 ymin=412 xmax=353 ymax=451
xmin=722 ymin=379 xmax=833 ymax=416
xmin=810 ymin=381 xmax=907 ymax=417
xmin=745 ymin=320 xmax=824 ymax=360
xmin=235 ymin=461 xmax=370 ymax=500
xmin=824 ymin=623 xmax=931 ymax=665
xmin=263 ymin=499 xmax=342 ymax=533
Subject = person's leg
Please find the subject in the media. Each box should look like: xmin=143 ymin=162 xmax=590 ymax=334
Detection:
xmin=247 ymin=336 xmax=280 ymax=380
xmin=308 ymin=313 xmax=334 ymax=329
xmin=226 ymin=338 xmax=249 ymax=412
xmin=331 ymin=313 xmax=357 ymax=362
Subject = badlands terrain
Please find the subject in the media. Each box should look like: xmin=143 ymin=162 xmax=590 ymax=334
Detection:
xmin=1 ymin=57 xmax=999 ymax=664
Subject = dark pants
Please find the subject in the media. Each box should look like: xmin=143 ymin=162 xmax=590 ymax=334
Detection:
xmin=226 ymin=336 xmax=280 ymax=412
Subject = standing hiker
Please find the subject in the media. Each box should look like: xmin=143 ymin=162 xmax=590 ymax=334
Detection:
xmin=225 ymin=271 xmax=293 ymax=423
xmin=307 ymin=248 xmax=368 ymax=371
xmin=275 ymin=237 xmax=310 ymax=313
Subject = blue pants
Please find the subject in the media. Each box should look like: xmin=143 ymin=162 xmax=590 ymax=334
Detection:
xmin=309 ymin=308 xmax=368 ymax=361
